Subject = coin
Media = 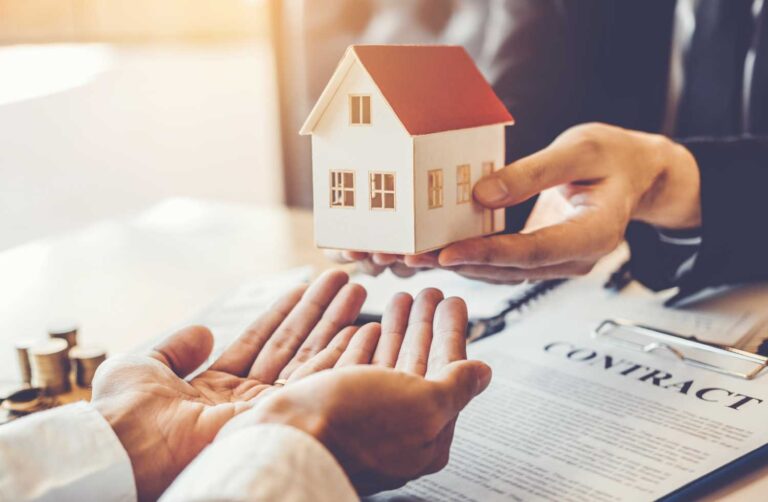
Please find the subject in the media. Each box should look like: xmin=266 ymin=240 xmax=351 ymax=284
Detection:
xmin=14 ymin=339 xmax=38 ymax=385
xmin=69 ymin=346 xmax=107 ymax=388
xmin=47 ymin=321 xmax=78 ymax=350
xmin=0 ymin=387 xmax=49 ymax=415
xmin=29 ymin=339 xmax=71 ymax=395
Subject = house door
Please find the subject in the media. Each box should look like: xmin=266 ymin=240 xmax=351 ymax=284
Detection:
xmin=482 ymin=162 xmax=494 ymax=233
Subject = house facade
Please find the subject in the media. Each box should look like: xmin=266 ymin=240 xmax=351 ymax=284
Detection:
xmin=305 ymin=58 xmax=416 ymax=253
xmin=413 ymin=125 xmax=505 ymax=253
xmin=301 ymin=45 xmax=512 ymax=255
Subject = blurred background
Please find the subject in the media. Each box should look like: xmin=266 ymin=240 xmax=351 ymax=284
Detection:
xmin=0 ymin=0 xmax=553 ymax=251
xmin=0 ymin=0 xmax=280 ymax=250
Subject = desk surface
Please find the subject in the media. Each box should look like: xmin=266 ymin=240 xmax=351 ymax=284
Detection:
xmin=1 ymin=197 xmax=766 ymax=500
xmin=0 ymin=198 xmax=329 ymax=384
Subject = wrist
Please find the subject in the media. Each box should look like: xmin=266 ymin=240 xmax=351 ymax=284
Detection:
xmin=224 ymin=393 xmax=330 ymax=448
xmin=93 ymin=400 xmax=171 ymax=501
xmin=636 ymin=137 xmax=702 ymax=230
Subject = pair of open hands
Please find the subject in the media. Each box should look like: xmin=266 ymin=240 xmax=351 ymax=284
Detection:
xmin=91 ymin=270 xmax=490 ymax=501
xmin=333 ymin=123 xmax=702 ymax=284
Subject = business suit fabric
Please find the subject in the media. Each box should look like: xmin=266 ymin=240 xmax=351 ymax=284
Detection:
xmin=626 ymin=0 xmax=768 ymax=294
xmin=750 ymin=0 xmax=768 ymax=133
xmin=676 ymin=0 xmax=756 ymax=137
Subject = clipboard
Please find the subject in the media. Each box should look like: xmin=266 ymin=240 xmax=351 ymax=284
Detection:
xmin=661 ymin=441 xmax=768 ymax=500
xmin=594 ymin=318 xmax=768 ymax=500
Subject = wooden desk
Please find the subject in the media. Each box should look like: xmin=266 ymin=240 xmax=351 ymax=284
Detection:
xmin=0 ymin=198 xmax=329 ymax=384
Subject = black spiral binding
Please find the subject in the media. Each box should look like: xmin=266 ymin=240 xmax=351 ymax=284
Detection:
xmin=466 ymin=279 xmax=568 ymax=343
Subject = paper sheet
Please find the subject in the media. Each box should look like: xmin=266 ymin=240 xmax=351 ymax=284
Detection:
xmin=371 ymin=279 xmax=768 ymax=501
xmin=593 ymin=293 xmax=757 ymax=348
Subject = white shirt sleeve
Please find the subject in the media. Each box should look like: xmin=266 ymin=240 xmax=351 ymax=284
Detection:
xmin=161 ymin=423 xmax=358 ymax=502
xmin=0 ymin=401 xmax=136 ymax=502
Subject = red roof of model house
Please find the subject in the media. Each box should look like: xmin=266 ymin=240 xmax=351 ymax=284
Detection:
xmin=300 ymin=45 xmax=514 ymax=136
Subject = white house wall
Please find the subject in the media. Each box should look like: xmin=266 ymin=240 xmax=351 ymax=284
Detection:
xmin=311 ymin=61 xmax=415 ymax=254
xmin=413 ymin=124 xmax=506 ymax=253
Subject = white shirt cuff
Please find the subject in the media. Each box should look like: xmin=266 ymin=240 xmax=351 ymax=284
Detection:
xmin=0 ymin=401 xmax=136 ymax=502
xmin=161 ymin=423 xmax=357 ymax=502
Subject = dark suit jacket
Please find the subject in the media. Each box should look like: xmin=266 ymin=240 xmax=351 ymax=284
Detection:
xmin=493 ymin=0 xmax=768 ymax=294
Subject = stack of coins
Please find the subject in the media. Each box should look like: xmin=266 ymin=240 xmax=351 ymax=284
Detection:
xmin=69 ymin=346 xmax=107 ymax=388
xmin=29 ymin=339 xmax=71 ymax=395
xmin=47 ymin=322 xmax=78 ymax=350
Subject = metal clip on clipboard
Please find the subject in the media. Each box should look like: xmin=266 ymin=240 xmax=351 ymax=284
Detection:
xmin=594 ymin=319 xmax=768 ymax=380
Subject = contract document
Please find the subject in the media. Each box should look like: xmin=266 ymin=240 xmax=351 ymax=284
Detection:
xmin=373 ymin=278 xmax=768 ymax=501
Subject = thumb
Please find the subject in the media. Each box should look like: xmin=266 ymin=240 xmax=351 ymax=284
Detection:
xmin=473 ymin=141 xmax=589 ymax=209
xmin=150 ymin=325 xmax=214 ymax=378
xmin=433 ymin=360 xmax=492 ymax=414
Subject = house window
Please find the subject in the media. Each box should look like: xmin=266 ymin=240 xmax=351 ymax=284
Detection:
xmin=428 ymin=169 xmax=444 ymax=209
xmin=457 ymin=164 xmax=471 ymax=204
xmin=330 ymin=170 xmax=355 ymax=208
xmin=370 ymin=172 xmax=395 ymax=210
xmin=349 ymin=95 xmax=371 ymax=125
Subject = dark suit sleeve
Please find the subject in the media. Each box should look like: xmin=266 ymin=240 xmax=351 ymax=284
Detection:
xmin=626 ymin=136 xmax=768 ymax=293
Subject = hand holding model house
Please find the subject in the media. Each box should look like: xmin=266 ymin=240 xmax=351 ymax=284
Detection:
xmin=300 ymin=45 xmax=512 ymax=257
xmin=303 ymin=45 xmax=702 ymax=283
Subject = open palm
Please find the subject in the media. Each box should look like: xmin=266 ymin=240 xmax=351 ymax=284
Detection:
xmin=91 ymin=269 xmax=470 ymax=501
xmin=92 ymin=270 xmax=371 ymax=501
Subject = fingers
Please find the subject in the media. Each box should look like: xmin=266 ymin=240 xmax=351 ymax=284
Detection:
xmin=274 ymin=280 xmax=367 ymax=380
xmin=335 ymin=323 xmax=382 ymax=367
xmin=327 ymin=249 xmax=423 ymax=278
xmin=371 ymin=253 xmax=400 ymax=266
xmin=210 ymin=284 xmax=307 ymax=375
xmin=343 ymin=251 xmax=370 ymax=261
xmin=439 ymin=205 xmax=619 ymax=268
xmin=403 ymin=251 xmax=440 ymax=269
xmin=325 ymin=250 xmax=369 ymax=263
xmin=372 ymin=292 xmax=413 ymax=367
xmin=432 ymin=360 xmax=492 ymax=415
xmin=426 ymin=298 xmax=468 ymax=378
xmin=395 ymin=288 xmax=444 ymax=375
xmin=358 ymin=257 xmax=388 ymax=277
xmin=287 ymin=326 xmax=359 ymax=382
xmin=249 ymin=270 xmax=359 ymax=382
xmin=150 ymin=325 xmax=214 ymax=378
xmin=473 ymin=136 xmax=598 ymax=209
xmin=338 ymin=290 xmax=462 ymax=380
xmin=389 ymin=261 xmax=420 ymax=278
xmin=326 ymin=250 xmax=389 ymax=278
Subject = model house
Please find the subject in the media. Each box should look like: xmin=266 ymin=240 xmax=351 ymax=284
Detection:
xmin=300 ymin=45 xmax=514 ymax=255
